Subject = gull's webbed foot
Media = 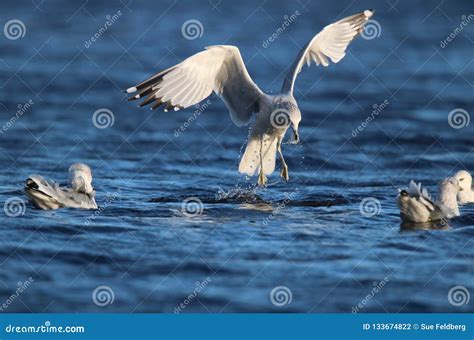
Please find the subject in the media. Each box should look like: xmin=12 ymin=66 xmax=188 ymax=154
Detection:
xmin=280 ymin=164 xmax=289 ymax=182
xmin=258 ymin=170 xmax=267 ymax=186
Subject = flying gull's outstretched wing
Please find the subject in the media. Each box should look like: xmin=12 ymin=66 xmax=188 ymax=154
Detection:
xmin=126 ymin=45 xmax=263 ymax=127
xmin=281 ymin=10 xmax=374 ymax=94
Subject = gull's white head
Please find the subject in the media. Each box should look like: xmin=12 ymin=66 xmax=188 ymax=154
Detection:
xmin=438 ymin=176 xmax=461 ymax=218
xmin=439 ymin=176 xmax=461 ymax=193
xmin=454 ymin=170 xmax=471 ymax=192
xmin=438 ymin=176 xmax=461 ymax=207
xmin=68 ymin=163 xmax=94 ymax=194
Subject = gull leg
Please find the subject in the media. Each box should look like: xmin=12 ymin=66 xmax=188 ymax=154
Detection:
xmin=258 ymin=169 xmax=267 ymax=186
xmin=278 ymin=137 xmax=289 ymax=182
xmin=257 ymin=139 xmax=267 ymax=186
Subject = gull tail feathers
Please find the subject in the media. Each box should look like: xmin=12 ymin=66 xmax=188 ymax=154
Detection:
xmin=407 ymin=180 xmax=435 ymax=211
xmin=239 ymin=137 xmax=277 ymax=176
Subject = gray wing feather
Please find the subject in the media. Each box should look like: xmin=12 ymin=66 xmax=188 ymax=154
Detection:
xmin=127 ymin=45 xmax=263 ymax=127
xmin=282 ymin=10 xmax=374 ymax=94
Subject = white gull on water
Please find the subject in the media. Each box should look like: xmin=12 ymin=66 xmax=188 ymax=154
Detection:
xmin=396 ymin=177 xmax=461 ymax=224
xmin=126 ymin=10 xmax=375 ymax=185
xmin=24 ymin=163 xmax=98 ymax=210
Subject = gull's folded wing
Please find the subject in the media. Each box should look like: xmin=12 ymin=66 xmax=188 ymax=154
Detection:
xmin=281 ymin=10 xmax=374 ymax=94
xmin=127 ymin=45 xmax=263 ymax=127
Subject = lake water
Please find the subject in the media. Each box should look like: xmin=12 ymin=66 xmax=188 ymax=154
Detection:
xmin=0 ymin=0 xmax=473 ymax=312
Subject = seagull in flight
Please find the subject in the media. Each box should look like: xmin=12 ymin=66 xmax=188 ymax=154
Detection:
xmin=126 ymin=10 xmax=374 ymax=185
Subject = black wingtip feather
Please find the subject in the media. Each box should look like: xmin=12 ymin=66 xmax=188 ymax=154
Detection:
xmin=134 ymin=67 xmax=173 ymax=92
xmin=26 ymin=178 xmax=38 ymax=189
xmin=139 ymin=94 xmax=157 ymax=107
xmin=165 ymin=102 xmax=174 ymax=111
xmin=151 ymin=99 xmax=164 ymax=110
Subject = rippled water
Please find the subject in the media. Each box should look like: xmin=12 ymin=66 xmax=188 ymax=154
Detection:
xmin=1 ymin=0 xmax=473 ymax=312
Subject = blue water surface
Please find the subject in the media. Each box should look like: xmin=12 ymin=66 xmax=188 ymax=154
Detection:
xmin=0 ymin=0 xmax=473 ymax=312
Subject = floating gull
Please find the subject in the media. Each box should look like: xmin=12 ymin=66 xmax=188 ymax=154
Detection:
xmin=454 ymin=170 xmax=474 ymax=204
xmin=396 ymin=177 xmax=461 ymax=223
xmin=25 ymin=163 xmax=98 ymax=210
xmin=127 ymin=10 xmax=374 ymax=185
